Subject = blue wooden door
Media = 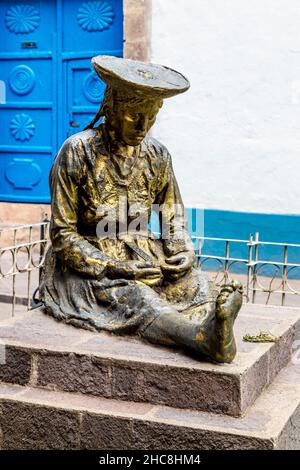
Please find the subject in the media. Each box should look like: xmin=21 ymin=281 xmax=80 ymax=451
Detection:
xmin=0 ymin=0 xmax=123 ymax=203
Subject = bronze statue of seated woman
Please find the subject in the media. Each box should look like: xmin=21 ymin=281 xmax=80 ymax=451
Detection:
xmin=40 ymin=56 xmax=243 ymax=363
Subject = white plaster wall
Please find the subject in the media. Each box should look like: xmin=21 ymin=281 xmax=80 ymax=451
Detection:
xmin=151 ymin=0 xmax=300 ymax=214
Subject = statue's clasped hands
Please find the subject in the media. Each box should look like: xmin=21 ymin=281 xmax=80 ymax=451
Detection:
xmin=105 ymin=250 xmax=195 ymax=286
xmin=106 ymin=251 xmax=195 ymax=287
xmin=161 ymin=250 xmax=195 ymax=281
xmin=106 ymin=259 xmax=163 ymax=287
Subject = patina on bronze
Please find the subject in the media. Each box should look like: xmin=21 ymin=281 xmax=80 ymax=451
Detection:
xmin=40 ymin=56 xmax=243 ymax=363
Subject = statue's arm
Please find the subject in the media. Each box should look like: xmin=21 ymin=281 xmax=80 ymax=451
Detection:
xmin=155 ymin=150 xmax=195 ymax=257
xmin=49 ymin=141 xmax=109 ymax=279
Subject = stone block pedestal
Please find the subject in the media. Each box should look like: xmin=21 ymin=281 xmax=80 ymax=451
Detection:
xmin=0 ymin=303 xmax=299 ymax=449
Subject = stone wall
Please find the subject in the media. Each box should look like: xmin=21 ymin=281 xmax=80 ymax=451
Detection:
xmin=124 ymin=0 xmax=151 ymax=61
xmin=0 ymin=202 xmax=50 ymax=228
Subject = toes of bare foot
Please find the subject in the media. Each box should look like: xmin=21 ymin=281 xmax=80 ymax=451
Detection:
xmin=216 ymin=287 xmax=243 ymax=321
xmin=231 ymin=280 xmax=243 ymax=292
xmin=217 ymin=292 xmax=229 ymax=305
xmin=219 ymin=286 xmax=234 ymax=296
xmin=221 ymin=280 xmax=243 ymax=293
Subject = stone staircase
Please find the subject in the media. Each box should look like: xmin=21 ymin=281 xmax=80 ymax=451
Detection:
xmin=0 ymin=303 xmax=299 ymax=449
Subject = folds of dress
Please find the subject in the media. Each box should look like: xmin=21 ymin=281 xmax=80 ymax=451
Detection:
xmin=40 ymin=124 xmax=218 ymax=336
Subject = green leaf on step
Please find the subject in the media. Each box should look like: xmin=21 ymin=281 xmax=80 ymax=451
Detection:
xmin=243 ymin=331 xmax=278 ymax=343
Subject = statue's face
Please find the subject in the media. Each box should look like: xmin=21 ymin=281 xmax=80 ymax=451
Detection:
xmin=112 ymin=99 xmax=162 ymax=146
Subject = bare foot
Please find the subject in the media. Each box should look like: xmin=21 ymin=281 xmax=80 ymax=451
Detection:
xmin=216 ymin=280 xmax=243 ymax=321
xmin=213 ymin=280 xmax=243 ymax=363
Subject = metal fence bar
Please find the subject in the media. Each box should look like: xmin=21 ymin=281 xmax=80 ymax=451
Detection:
xmin=282 ymin=244 xmax=288 ymax=306
xmin=246 ymin=234 xmax=253 ymax=303
xmin=11 ymin=228 xmax=17 ymax=316
xmin=224 ymin=240 xmax=230 ymax=284
xmin=39 ymin=216 xmax=48 ymax=285
xmin=251 ymin=232 xmax=259 ymax=304
xmin=27 ymin=225 xmax=32 ymax=311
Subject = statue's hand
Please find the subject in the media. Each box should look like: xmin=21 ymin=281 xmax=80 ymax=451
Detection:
xmin=162 ymin=250 xmax=195 ymax=281
xmin=106 ymin=260 xmax=162 ymax=286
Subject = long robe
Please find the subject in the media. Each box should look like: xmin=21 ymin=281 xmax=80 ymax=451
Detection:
xmin=41 ymin=124 xmax=217 ymax=336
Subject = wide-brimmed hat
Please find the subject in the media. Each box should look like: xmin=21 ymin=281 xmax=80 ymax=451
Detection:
xmin=92 ymin=55 xmax=190 ymax=100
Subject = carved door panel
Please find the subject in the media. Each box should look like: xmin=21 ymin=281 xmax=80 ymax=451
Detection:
xmin=65 ymin=59 xmax=106 ymax=138
xmin=0 ymin=0 xmax=123 ymax=203
xmin=0 ymin=0 xmax=57 ymax=202
xmin=61 ymin=0 xmax=123 ymax=143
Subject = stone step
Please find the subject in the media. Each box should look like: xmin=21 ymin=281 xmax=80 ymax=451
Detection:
xmin=0 ymin=304 xmax=299 ymax=417
xmin=0 ymin=359 xmax=300 ymax=450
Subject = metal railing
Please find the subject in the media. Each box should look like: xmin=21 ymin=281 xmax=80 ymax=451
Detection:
xmin=0 ymin=221 xmax=299 ymax=316
xmin=0 ymin=220 xmax=49 ymax=315
xmin=195 ymin=233 xmax=300 ymax=306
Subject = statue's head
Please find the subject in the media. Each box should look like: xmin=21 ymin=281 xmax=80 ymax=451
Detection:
xmin=100 ymin=89 xmax=163 ymax=146
xmin=88 ymin=56 xmax=190 ymax=146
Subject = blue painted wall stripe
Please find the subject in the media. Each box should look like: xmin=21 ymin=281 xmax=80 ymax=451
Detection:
xmin=189 ymin=209 xmax=300 ymax=279
xmin=150 ymin=208 xmax=300 ymax=279
xmin=201 ymin=209 xmax=300 ymax=245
